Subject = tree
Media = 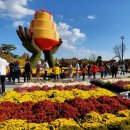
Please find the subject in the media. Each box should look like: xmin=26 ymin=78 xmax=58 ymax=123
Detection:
xmin=89 ymin=53 xmax=97 ymax=61
xmin=1 ymin=44 xmax=17 ymax=53
xmin=113 ymin=44 xmax=126 ymax=61
xmin=0 ymin=53 xmax=12 ymax=61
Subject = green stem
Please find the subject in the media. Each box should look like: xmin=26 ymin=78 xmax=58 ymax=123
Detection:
xmin=30 ymin=51 xmax=41 ymax=68
xmin=43 ymin=51 xmax=55 ymax=67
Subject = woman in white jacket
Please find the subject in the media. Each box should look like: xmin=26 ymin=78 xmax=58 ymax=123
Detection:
xmin=75 ymin=62 xmax=80 ymax=79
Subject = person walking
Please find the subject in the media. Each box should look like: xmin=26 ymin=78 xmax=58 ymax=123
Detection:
xmin=99 ymin=62 xmax=105 ymax=78
xmin=35 ymin=60 xmax=42 ymax=81
xmin=75 ymin=62 xmax=80 ymax=79
xmin=104 ymin=63 xmax=111 ymax=76
xmin=91 ymin=63 xmax=99 ymax=79
xmin=53 ymin=64 xmax=61 ymax=80
xmin=0 ymin=56 xmax=9 ymax=95
xmin=43 ymin=60 xmax=49 ymax=80
xmin=125 ymin=63 xmax=129 ymax=74
xmin=87 ymin=63 xmax=92 ymax=78
xmin=8 ymin=58 xmax=15 ymax=82
xmin=24 ymin=59 xmax=32 ymax=82
xmin=11 ymin=60 xmax=21 ymax=84
xmin=15 ymin=60 xmax=21 ymax=83
xmin=111 ymin=63 xmax=118 ymax=78
xmin=68 ymin=64 xmax=73 ymax=78
xmin=81 ymin=64 xmax=87 ymax=81
xmin=120 ymin=64 xmax=125 ymax=75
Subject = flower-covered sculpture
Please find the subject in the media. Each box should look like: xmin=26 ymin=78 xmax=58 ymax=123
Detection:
xmin=30 ymin=9 xmax=59 ymax=51
xmin=16 ymin=9 xmax=63 ymax=67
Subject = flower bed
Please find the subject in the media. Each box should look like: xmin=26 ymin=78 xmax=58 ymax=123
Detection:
xmin=0 ymin=111 xmax=130 ymax=130
xmin=0 ymin=82 xmax=130 ymax=129
xmin=0 ymin=88 xmax=115 ymax=103
xmin=14 ymin=84 xmax=97 ymax=93
xmin=91 ymin=78 xmax=130 ymax=92
xmin=0 ymin=96 xmax=129 ymax=123
xmin=20 ymin=81 xmax=91 ymax=88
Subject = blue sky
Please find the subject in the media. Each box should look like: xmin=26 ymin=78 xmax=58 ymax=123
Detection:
xmin=0 ymin=0 xmax=130 ymax=60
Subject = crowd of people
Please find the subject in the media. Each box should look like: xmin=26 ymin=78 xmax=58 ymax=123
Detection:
xmin=68 ymin=62 xmax=129 ymax=81
xmin=77 ymin=62 xmax=129 ymax=80
xmin=0 ymin=56 xmax=129 ymax=95
xmin=7 ymin=58 xmax=61 ymax=83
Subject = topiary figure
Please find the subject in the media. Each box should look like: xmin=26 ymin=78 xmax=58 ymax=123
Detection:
xmin=16 ymin=25 xmax=62 ymax=67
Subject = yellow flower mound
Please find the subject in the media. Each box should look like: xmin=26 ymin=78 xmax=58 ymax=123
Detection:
xmin=0 ymin=88 xmax=116 ymax=103
xmin=0 ymin=110 xmax=130 ymax=130
xmin=82 ymin=122 xmax=108 ymax=130
xmin=82 ymin=110 xmax=130 ymax=130
xmin=0 ymin=119 xmax=49 ymax=130
xmin=102 ymin=113 xmax=117 ymax=122
xmin=105 ymin=117 xmax=128 ymax=130
xmin=50 ymin=118 xmax=82 ymax=130
xmin=122 ymin=125 xmax=130 ymax=130
xmin=83 ymin=112 xmax=102 ymax=123
xmin=0 ymin=119 xmax=82 ymax=130
xmin=124 ymin=84 xmax=130 ymax=90
xmin=116 ymin=110 xmax=130 ymax=117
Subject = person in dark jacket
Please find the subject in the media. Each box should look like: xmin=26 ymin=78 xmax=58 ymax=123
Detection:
xmin=15 ymin=60 xmax=21 ymax=83
xmin=87 ymin=64 xmax=92 ymax=78
xmin=81 ymin=64 xmax=87 ymax=81
xmin=125 ymin=64 xmax=129 ymax=74
xmin=8 ymin=58 xmax=15 ymax=82
xmin=24 ymin=59 xmax=32 ymax=82
xmin=111 ymin=63 xmax=118 ymax=78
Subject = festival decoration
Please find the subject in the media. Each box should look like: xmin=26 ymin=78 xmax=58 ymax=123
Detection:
xmin=16 ymin=9 xmax=62 ymax=67
xmin=30 ymin=9 xmax=59 ymax=51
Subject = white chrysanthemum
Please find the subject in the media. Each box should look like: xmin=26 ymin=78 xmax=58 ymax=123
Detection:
xmin=20 ymin=81 xmax=91 ymax=88
xmin=99 ymin=78 xmax=130 ymax=84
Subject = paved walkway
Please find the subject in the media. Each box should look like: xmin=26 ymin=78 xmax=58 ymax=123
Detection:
xmin=3 ymin=72 xmax=130 ymax=92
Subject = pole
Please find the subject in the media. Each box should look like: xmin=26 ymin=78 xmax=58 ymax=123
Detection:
xmin=120 ymin=35 xmax=125 ymax=70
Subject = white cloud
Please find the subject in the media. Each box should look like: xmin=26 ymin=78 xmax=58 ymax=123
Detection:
xmin=87 ymin=15 xmax=96 ymax=20
xmin=56 ymin=22 xmax=97 ymax=59
xmin=72 ymin=47 xmax=96 ymax=59
xmin=0 ymin=0 xmax=5 ymax=9
xmin=13 ymin=21 xmax=26 ymax=27
xmin=57 ymin=22 xmax=86 ymax=48
xmin=0 ymin=0 xmax=34 ymax=19
xmin=62 ymin=41 xmax=76 ymax=50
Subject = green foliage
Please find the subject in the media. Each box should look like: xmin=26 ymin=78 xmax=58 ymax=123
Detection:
xmin=16 ymin=25 xmax=41 ymax=67
xmin=1 ymin=44 xmax=17 ymax=52
xmin=0 ymin=53 xmax=12 ymax=61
